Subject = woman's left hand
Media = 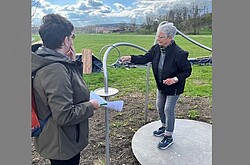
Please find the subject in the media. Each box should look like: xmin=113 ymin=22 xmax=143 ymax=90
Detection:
xmin=163 ymin=78 xmax=176 ymax=85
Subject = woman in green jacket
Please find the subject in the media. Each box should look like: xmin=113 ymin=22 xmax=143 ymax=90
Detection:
xmin=32 ymin=14 xmax=99 ymax=165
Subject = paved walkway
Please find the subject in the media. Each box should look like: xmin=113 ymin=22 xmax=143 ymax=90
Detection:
xmin=132 ymin=119 xmax=212 ymax=165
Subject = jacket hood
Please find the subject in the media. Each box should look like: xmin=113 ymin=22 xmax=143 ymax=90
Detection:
xmin=32 ymin=44 xmax=72 ymax=72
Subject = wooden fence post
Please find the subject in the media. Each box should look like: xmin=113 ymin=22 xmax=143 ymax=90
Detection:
xmin=81 ymin=49 xmax=92 ymax=74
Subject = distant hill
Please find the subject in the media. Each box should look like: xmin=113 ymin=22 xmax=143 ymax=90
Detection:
xmin=75 ymin=23 xmax=141 ymax=34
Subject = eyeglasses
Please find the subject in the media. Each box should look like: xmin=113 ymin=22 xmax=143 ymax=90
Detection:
xmin=157 ymin=35 xmax=167 ymax=39
xmin=71 ymin=33 xmax=76 ymax=40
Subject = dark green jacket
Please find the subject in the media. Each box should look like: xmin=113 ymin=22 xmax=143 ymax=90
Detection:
xmin=32 ymin=46 xmax=93 ymax=160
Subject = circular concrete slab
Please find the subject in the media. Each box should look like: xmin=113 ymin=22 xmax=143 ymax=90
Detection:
xmin=132 ymin=119 xmax=212 ymax=165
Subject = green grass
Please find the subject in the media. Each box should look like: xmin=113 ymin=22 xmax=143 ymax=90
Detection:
xmin=84 ymin=65 xmax=212 ymax=98
xmin=31 ymin=35 xmax=41 ymax=43
xmin=32 ymin=33 xmax=212 ymax=98
xmin=185 ymin=65 xmax=212 ymax=97
xmin=199 ymin=28 xmax=212 ymax=35
xmin=32 ymin=33 xmax=212 ymax=59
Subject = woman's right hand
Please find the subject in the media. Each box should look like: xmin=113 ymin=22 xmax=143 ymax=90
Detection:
xmin=120 ymin=56 xmax=131 ymax=63
xmin=66 ymin=45 xmax=76 ymax=61
xmin=89 ymin=99 xmax=100 ymax=110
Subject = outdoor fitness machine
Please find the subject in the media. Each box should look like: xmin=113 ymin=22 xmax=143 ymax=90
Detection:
xmin=94 ymin=21 xmax=212 ymax=165
xmin=94 ymin=42 xmax=148 ymax=165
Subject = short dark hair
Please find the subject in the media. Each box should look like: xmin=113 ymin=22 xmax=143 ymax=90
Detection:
xmin=38 ymin=14 xmax=74 ymax=50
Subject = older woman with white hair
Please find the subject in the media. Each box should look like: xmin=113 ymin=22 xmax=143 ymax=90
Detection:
xmin=120 ymin=23 xmax=192 ymax=150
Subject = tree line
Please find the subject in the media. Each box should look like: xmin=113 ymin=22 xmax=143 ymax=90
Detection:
xmin=128 ymin=4 xmax=212 ymax=35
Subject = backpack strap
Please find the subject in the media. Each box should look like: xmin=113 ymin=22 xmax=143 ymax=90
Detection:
xmin=32 ymin=61 xmax=69 ymax=121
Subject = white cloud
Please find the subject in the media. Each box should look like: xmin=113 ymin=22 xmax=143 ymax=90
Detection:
xmin=31 ymin=0 xmax=212 ymax=27
xmin=100 ymin=5 xmax=113 ymax=13
xmin=87 ymin=0 xmax=103 ymax=7
xmin=113 ymin=3 xmax=127 ymax=11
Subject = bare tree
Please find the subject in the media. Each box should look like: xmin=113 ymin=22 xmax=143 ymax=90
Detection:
xmin=129 ymin=18 xmax=137 ymax=32
xmin=182 ymin=7 xmax=189 ymax=21
xmin=168 ymin=10 xmax=175 ymax=23
xmin=31 ymin=0 xmax=41 ymax=35
xmin=142 ymin=15 xmax=154 ymax=33
xmin=119 ymin=22 xmax=127 ymax=32
xmin=31 ymin=0 xmax=40 ymax=22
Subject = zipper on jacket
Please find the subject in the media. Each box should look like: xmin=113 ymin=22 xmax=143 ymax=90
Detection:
xmin=174 ymin=89 xmax=177 ymax=95
xmin=76 ymin=124 xmax=80 ymax=142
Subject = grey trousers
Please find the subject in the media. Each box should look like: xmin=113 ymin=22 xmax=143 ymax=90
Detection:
xmin=156 ymin=90 xmax=180 ymax=136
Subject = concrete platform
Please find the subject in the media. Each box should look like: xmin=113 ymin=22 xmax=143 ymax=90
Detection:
xmin=132 ymin=119 xmax=212 ymax=165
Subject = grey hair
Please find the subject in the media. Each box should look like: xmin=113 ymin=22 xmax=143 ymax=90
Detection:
xmin=157 ymin=22 xmax=177 ymax=40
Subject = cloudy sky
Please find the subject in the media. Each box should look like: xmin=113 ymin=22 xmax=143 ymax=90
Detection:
xmin=31 ymin=0 xmax=212 ymax=27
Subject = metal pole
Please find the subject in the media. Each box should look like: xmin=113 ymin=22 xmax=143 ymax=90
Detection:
xmin=104 ymin=100 xmax=110 ymax=165
xmin=177 ymin=29 xmax=212 ymax=52
xmin=101 ymin=43 xmax=147 ymax=165
xmin=102 ymin=43 xmax=147 ymax=165
xmin=102 ymin=46 xmax=112 ymax=165
xmin=144 ymin=62 xmax=151 ymax=123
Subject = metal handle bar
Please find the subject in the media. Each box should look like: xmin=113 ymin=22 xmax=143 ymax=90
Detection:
xmin=102 ymin=42 xmax=148 ymax=92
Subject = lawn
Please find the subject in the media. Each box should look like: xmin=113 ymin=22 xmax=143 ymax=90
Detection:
xmin=32 ymin=33 xmax=212 ymax=98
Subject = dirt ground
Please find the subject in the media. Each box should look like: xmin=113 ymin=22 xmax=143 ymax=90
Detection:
xmin=32 ymin=92 xmax=212 ymax=165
